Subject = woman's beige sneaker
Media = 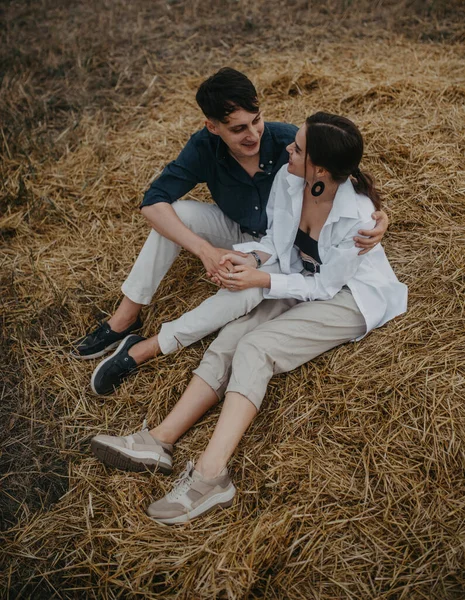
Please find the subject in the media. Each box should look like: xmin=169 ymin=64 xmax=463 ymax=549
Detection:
xmin=146 ymin=461 xmax=236 ymax=524
xmin=91 ymin=428 xmax=173 ymax=474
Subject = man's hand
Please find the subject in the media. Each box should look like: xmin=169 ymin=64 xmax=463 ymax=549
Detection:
xmin=354 ymin=209 xmax=389 ymax=255
xmin=219 ymin=252 xmax=256 ymax=267
xmin=217 ymin=264 xmax=271 ymax=291
xmin=198 ymin=244 xmax=249 ymax=281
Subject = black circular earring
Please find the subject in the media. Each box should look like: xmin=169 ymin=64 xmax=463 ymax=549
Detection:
xmin=311 ymin=181 xmax=325 ymax=197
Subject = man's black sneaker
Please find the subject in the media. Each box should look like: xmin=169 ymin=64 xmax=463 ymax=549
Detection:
xmin=90 ymin=334 xmax=146 ymax=395
xmin=71 ymin=316 xmax=143 ymax=360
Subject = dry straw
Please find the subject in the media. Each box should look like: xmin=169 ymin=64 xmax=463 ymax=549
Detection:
xmin=1 ymin=1 xmax=465 ymax=598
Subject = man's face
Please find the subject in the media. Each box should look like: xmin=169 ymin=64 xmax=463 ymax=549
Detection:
xmin=206 ymin=108 xmax=264 ymax=160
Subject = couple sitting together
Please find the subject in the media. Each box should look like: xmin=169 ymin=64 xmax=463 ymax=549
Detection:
xmin=72 ymin=68 xmax=407 ymax=524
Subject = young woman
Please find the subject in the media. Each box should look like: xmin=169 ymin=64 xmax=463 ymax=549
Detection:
xmin=90 ymin=112 xmax=407 ymax=524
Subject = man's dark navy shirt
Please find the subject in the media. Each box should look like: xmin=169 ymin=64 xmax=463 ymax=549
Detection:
xmin=140 ymin=122 xmax=298 ymax=237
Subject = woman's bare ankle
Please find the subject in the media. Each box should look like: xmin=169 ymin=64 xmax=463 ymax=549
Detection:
xmin=195 ymin=455 xmax=225 ymax=480
xmin=149 ymin=426 xmax=178 ymax=445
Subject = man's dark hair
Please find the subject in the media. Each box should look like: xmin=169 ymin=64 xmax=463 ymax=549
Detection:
xmin=196 ymin=67 xmax=259 ymax=123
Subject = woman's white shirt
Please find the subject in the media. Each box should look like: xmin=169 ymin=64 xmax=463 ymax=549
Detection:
xmin=234 ymin=165 xmax=408 ymax=339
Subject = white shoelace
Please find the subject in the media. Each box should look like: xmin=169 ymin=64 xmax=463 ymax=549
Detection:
xmin=167 ymin=461 xmax=195 ymax=501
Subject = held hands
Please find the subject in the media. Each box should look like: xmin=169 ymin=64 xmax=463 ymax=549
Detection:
xmin=215 ymin=251 xmax=257 ymax=289
xmin=217 ymin=263 xmax=271 ymax=291
xmin=198 ymin=245 xmax=250 ymax=283
xmin=219 ymin=252 xmax=256 ymax=267
xmin=354 ymin=209 xmax=389 ymax=255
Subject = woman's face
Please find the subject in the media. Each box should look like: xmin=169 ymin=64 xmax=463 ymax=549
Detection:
xmin=286 ymin=125 xmax=308 ymax=179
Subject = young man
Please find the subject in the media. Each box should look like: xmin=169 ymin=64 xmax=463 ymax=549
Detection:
xmin=73 ymin=68 xmax=388 ymax=394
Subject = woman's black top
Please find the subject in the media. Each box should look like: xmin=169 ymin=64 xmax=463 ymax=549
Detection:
xmin=294 ymin=228 xmax=321 ymax=274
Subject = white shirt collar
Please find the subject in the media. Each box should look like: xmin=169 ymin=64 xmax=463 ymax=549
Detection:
xmin=328 ymin=178 xmax=359 ymax=222
xmin=285 ymin=171 xmax=305 ymax=194
xmin=285 ymin=172 xmax=359 ymax=223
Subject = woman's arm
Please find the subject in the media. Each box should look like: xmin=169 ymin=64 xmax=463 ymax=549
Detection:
xmin=217 ymin=264 xmax=272 ymax=290
xmin=265 ymin=219 xmax=375 ymax=302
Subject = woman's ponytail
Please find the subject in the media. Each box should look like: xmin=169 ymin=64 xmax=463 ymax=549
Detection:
xmin=351 ymin=169 xmax=382 ymax=211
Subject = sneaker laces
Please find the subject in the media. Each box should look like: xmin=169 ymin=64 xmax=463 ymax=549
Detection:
xmin=90 ymin=322 xmax=111 ymax=341
xmin=167 ymin=461 xmax=195 ymax=501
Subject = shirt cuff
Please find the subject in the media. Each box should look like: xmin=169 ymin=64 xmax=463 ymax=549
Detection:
xmin=140 ymin=195 xmax=172 ymax=209
xmin=264 ymin=273 xmax=289 ymax=298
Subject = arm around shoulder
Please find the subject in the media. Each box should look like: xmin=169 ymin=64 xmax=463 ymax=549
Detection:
xmin=355 ymin=209 xmax=389 ymax=253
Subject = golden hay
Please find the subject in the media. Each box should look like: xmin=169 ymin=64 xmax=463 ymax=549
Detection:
xmin=1 ymin=1 xmax=465 ymax=598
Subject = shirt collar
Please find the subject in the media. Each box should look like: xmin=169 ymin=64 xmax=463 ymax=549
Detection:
xmin=285 ymin=174 xmax=359 ymax=222
xmin=286 ymin=171 xmax=305 ymax=195
xmin=215 ymin=135 xmax=228 ymax=163
xmin=328 ymin=178 xmax=359 ymax=222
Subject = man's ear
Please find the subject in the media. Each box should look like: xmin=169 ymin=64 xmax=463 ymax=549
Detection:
xmin=205 ymin=119 xmax=219 ymax=136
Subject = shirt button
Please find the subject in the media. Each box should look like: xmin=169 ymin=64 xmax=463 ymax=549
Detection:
xmin=254 ymin=206 xmax=259 ymax=210
xmin=259 ymin=163 xmax=264 ymax=168
xmin=269 ymin=160 xmax=273 ymax=164
xmin=253 ymin=231 xmax=257 ymax=235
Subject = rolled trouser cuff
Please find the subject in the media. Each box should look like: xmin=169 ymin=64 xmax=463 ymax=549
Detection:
xmin=121 ymin=280 xmax=155 ymax=306
xmin=192 ymin=367 xmax=229 ymax=400
xmin=223 ymin=383 xmax=261 ymax=412
xmin=157 ymin=322 xmax=182 ymax=355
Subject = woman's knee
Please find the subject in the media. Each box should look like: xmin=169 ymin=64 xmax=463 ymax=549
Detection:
xmin=227 ymin=337 xmax=272 ymax=412
xmin=234 ymin=333 xmax=274 ymax=373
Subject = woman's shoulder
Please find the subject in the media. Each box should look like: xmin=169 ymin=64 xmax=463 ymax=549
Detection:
xmin=353 ymin=187 xmax=376 ymax=221
xmin=334 ymin=178 xmax=374 ymax=223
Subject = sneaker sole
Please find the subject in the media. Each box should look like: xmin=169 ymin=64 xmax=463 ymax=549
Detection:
xmin=91 ymin=439 xmax=172 ymax=474
xmin=90 ymin=334 xmax=140 ymax=395
xmin=70 ymin=341 xmax=120 ymax=361
xmin=149 ymin=485 xmax=236 ymax=524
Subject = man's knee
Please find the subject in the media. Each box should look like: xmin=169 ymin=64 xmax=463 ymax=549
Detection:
xmin=172 ymin=200 xmax=204 ymax=228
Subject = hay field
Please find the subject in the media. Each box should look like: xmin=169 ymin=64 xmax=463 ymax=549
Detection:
xmin=1 ymin=1 xmax=465 ymax=598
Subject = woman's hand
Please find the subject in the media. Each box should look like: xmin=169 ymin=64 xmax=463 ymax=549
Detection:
xmin=212 ymin=252 xmax=255 ymax=285
xmin=217 ymin=264 xmax=271 ymax=291
xmin=354 ymin=209 xmax=389 ymax=255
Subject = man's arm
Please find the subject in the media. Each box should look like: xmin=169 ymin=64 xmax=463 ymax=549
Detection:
xmin=354 ymin=209 xmax=389 ymax=255
xmin=141 ymin=203 xmax=233 ymax=277
xmin=140 ymin=133 xmax=237 ymax=276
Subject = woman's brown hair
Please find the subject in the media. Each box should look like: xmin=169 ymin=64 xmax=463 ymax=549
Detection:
xmin=305 ymin=112 xmax=382 ymax=210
